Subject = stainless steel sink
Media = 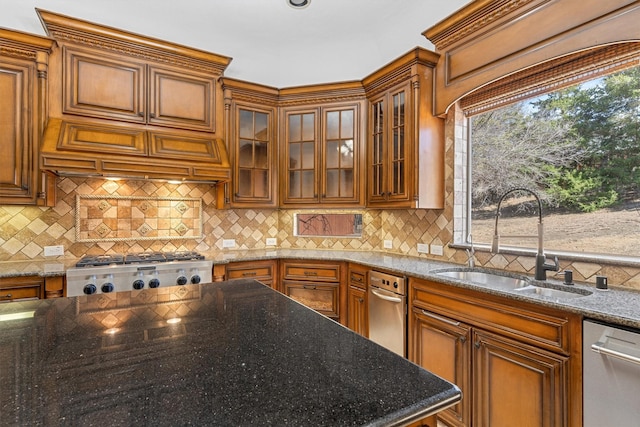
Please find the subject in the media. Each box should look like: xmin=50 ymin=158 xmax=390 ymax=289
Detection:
xmin=435 ymin=270 xmax=530 ymax=290
xmin=434 ymin=269 xmax=592 ymax=299
xmin=514 ymin=285 xmax=592 ymax=299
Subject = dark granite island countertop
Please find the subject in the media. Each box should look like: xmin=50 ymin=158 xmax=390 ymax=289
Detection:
xmin=0 ymin=279 xmax=460 ymax=426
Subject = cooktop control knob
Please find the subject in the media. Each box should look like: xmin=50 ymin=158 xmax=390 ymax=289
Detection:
xmin=149 ymin=278 xmax=160 ymax=288
xmin=133 ymin=279 xmax=145 ymax=290
xmin=191 ymin=272 xmax=201 ymax=284
xmin=176 ymin=276 xmax=188 ymax=286
xmin=83 ymin=284 xmax=97 ymax=295
xmin=101 ymin=283 xmax=114 ymax=293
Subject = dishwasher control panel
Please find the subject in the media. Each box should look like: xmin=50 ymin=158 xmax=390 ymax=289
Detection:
xmin=369 ymin=270 xmax=406 ymax=295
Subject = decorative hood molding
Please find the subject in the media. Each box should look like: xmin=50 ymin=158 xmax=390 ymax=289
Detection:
xmin=37 ymin=9 xmax=232 ymax=183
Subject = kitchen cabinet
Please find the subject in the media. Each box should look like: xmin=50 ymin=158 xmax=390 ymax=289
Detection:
xmin=225 ymin=260 xmax=277 ymax=290
xmin=409 ymin=278 xmax=582 ymax=427
xmin=346 ymin=263 xmax=368 ymax=337
xmin=279 ymin=82 xmax=366 ymax=207
xmin=0 ymin=29 xmax=55 ymax=206
xmin=222 ymin=79 xmax=279 ymax=208
xmin=62 ymin=46 xmax=216 ymax=132
xmin=37 ymin=10 xmax=232 ymax=183
xmin=363 ymin=48 xmax=444 ymax=209
xmin=0 ymin=276 xmax=43 ymax=302
xmin=280 ymin=260 xmax=346 ymax=323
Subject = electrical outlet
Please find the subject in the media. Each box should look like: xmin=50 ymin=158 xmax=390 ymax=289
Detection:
xmin=430 ymin=244 xmax=444 ymax=256
xmin=417 ymin=243 xmax=429 ymax=254
xmin=44 ymin=245 xmax=64 ymax=257
xmin=266 ymin=238 xmax=277 ymax=246
xmin=222 ymin=239 xmax=236 ymax=249
xmin=383 ymin=240 xmax=393 ymax=249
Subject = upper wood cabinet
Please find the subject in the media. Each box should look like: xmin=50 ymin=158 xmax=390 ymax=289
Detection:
xmin=222 ymin=79 xmax=279 ymax=208
xmin=37 ymin=9 xmax=233 ymax=182
xmin=62 ymin=46 xmax=215 ymax=132
xmin=0 ymin=29 xmax=55 ymax=206
xmin=363 ymin=48 xmax=444 ymax=209
xmin=279 ymin=84 xmax=366 ymax=207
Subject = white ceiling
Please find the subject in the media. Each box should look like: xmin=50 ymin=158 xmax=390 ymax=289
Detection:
xmin=1 ymin=0 xmax=469 ymax=88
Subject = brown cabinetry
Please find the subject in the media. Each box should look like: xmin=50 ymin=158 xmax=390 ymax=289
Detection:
xmin=62 ymin=45 xmax=216 ymax=132
xmin=363 ymin=48 xmax=444 ymax=209
xmin=222 ymin=79 xmax=279 ymax=207
xmin=0 ymin=29 xmax=55 ymax=206
xmin=279 ymin=83 xmax=366 ymax=207
xmin=0 ymin=276 xmax=43 ymax=302
xmin=280 ymin=260 xmax=345 ymax=323
xmin=38 ymin=10 xmax=232 ymax=182
xmin=346 ymin=263 xmax=368 ymax=337
xmin=409 ymin=278 xmax=581 ymax=427
xmin=225 ymin=260 xmax=277 ymax=290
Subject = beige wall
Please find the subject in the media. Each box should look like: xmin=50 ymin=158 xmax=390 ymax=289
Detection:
xmin=1 ymin=110 xmax=639 ymax=289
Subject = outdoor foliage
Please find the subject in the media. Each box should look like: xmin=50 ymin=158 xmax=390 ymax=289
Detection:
xmin=471 ymin=66 xmax=640 ymax=212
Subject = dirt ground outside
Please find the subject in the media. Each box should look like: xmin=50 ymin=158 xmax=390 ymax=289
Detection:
xmin=472 ymin=200 xmax=640 ymax=257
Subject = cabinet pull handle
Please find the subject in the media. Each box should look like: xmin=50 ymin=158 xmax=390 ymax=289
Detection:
xmin=303 ymin=285 xmax=317 ymax=290
xmin=304 ymin=271 xmax=318 ymax=276
xmin=138 ymin=112 xmax=144 ymax=117
xmin=242 ymin=272 xmax=257 ymax=277
xmin=420 ymin=310 xmax=460 ymax=327
xmin=149 ymin=113 xmax=156 ymax=119
xmin=351 ymin=275 xmax=363 ymax=282
xmin=1 ymin=293 xmax=12 ymax=299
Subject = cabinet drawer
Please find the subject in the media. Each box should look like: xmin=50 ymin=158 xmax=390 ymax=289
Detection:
xmin=281 ymin=262 xmax=341 ymax=282
xmin=410 ymin=278 xmax=576 ymax=355
xmin=226 ymin=264 xmax=274 ymax=280
xmin=283 ymin=281 xmax=339 ymax=318
xmin=0 ymin=276 xmax=43 ymax=302
xmin=349 ymin=270 xmax=366 ymax=289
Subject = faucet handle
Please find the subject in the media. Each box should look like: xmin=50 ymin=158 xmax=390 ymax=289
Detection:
xmin=544 ymin=255 xmax=560 ymax=271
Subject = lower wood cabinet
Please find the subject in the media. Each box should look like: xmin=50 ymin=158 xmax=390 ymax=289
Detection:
xmin=280 ymin=260 xmax=346 ymax=324
xmin=346 ymin=263 xmax=368 ymax=337
xmin=0 ymin=276 xmax=43 ymax=302
xmin=225 ymin=260 xmax=277 ymax=290
xmin=409 ymin=278 xmax=582 ymax=427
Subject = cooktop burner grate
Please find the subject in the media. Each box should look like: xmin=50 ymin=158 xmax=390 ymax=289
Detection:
xmin=75 ymin=251 xmax=206 ymax=267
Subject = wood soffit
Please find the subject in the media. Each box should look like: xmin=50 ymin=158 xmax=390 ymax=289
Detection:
xmin=461 ymin=42 xmax=640 ymax=115
xmin=36 ymin=8 xmax=232 ymax=75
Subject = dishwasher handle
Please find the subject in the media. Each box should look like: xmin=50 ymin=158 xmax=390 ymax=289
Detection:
xmin=591 ymin=341 xmax=640 ymax=366
xmin=370 ymin=288 xmax=402 ymax=303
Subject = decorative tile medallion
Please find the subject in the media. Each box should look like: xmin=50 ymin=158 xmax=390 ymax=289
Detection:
xmin=76 ymin=195 xmax=202 ymax=242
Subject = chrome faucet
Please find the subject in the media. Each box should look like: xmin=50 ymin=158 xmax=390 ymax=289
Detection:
xmin=491 ymin=188 xmax=559 ymax=280
xmin=466 ymin=233 xmax=475 ymax=268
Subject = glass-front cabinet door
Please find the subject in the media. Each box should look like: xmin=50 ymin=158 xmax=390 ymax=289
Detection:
xmin=228 ymin=103 xmax=277 ymax=207
xmin=367 ymin=82 xmax=411 ymax=206
xmin=281 ymin=101 xmax=364 ymax=207
xmin=322 ymin=106 xmax=359 ymax=203
xmin=283 ymin=110 xmax=318 ymax=204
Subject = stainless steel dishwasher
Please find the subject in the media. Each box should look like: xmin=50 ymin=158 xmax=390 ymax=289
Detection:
xmin=368 ymin=270 xmax=406 ymax=357
xmin=583 ymin=319 xmax=640 ymax=426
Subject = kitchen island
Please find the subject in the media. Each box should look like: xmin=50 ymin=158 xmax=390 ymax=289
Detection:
xmin=0 ymin=279 xmax=460 ymax=426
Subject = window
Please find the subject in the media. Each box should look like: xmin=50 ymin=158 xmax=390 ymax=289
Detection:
xmin=469 ymin=65 xmax=640 ymax=259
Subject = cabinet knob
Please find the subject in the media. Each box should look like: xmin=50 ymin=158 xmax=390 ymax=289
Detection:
xmin=358 ymin=298 xmax=364 ymax=303
xmin=460 ymin=336 xmax=467 ymax=343
xmin=1 ymin=293 xmax=12 ymax=299
xmin=149 ymin=113 xmax=156 ymax=119
xmin=475 ymin=341 xmax=481 ymax=349
xmin=138 ymin=112 xmax=144 ymax=117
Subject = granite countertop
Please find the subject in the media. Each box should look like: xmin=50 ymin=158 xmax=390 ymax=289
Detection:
xmin=3 ymin=248 xmax=640 ymax=329
xmin=0 ymin=279 xmax=460 ymax=426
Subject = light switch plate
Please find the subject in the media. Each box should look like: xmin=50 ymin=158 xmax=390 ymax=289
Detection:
xmin=44 ymin=245 xmax=64 ymax=257
xmin=417 ymin=243 xmax=429 ymax=254
xmin=430 ymin=244 xmax=444 ymax=256
xmin=383 ymin=240 xmax=393 ymax=249
xmin=266 ymin=238 xmax=277 ymax=246
xmin=222 ymin=239 xmax=236 ymax=249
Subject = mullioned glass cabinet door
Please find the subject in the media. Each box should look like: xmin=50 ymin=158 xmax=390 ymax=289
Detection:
xmin=235 ymin=107 xmax=274 ymax=203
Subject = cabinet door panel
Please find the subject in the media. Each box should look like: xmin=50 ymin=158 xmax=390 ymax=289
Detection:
xmin=410 ymin=308 xmax=471 ymax=427
xmin=63 ymin=47 xmax=145 ymax=123
xmin=149 ymin=66 xmax=215 ymax=131
xmin=0 ymin=60 xmax=34 ymax=201
xmin=347 ymin=285 xmax=367 ymax=337
xmin=473 ymin=330 xmax=568 ymax=427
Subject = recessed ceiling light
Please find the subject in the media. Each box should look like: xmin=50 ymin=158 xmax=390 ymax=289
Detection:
xmin=287 ymin=0 xmax=311 ymax=9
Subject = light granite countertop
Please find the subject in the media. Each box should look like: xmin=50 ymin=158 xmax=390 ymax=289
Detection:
xmin=2 ymin=248 xmax=639 ymax=329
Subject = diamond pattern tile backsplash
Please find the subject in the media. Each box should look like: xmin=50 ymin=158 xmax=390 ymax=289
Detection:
xmin=1 ymin=150 xmax=639 ymax=289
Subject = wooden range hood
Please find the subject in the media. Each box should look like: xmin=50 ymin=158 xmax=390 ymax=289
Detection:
xmin=38 ymin=9 xmax=232 ymax=183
